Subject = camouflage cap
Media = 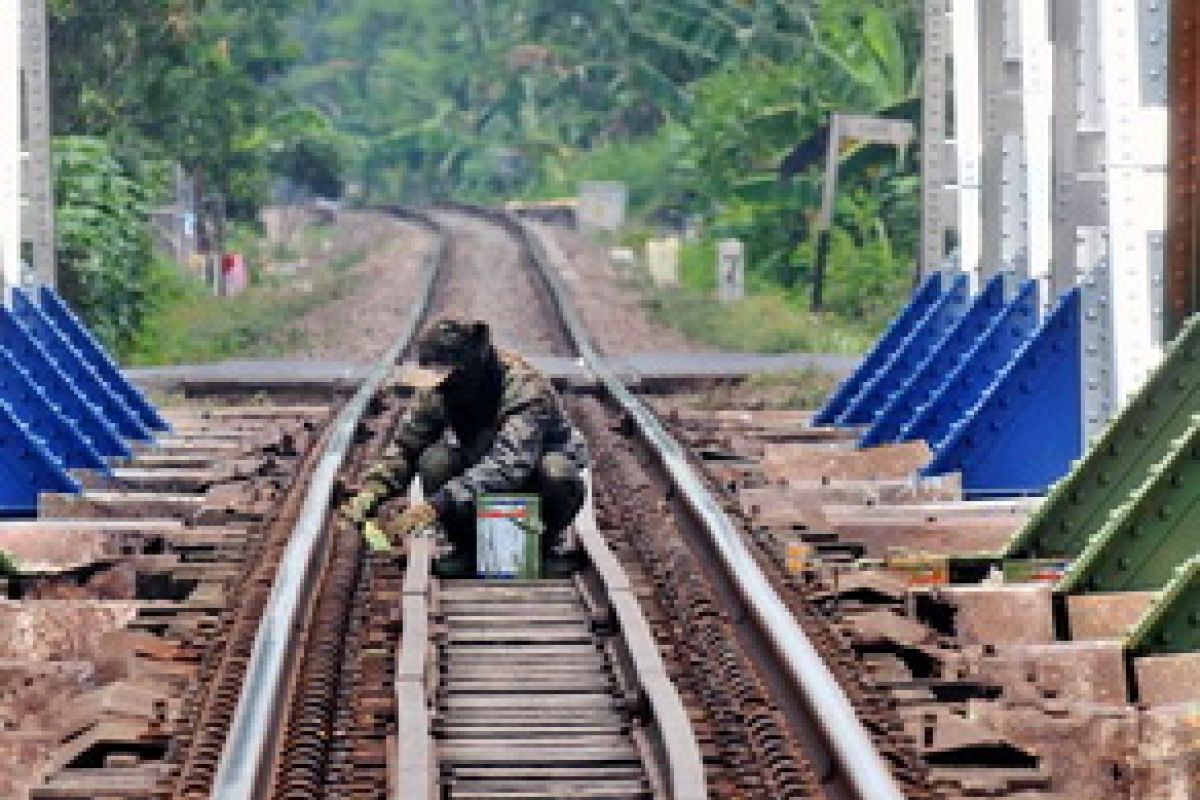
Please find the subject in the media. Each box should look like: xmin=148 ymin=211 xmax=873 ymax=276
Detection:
xmin=415 ymin=317 xmax=490 ymax=369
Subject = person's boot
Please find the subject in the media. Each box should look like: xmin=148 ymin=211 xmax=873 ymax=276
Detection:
xmin=432 ymin=548 xmax=475 ymax=578
xmin=433 ymin=516 xmax=477 ymax=578
xmin=540 ymin=529 xmax=585 ymax=578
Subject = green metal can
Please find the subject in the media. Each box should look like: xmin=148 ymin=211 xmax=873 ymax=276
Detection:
xmin=476 ymin=494 xmax=543 ymax=578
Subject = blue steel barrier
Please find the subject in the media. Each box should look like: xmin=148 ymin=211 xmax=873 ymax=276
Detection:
xmin=0 ymin=305 xmax=131 ymax=459
xmin=0 ymin=288 xmax=168 ymax=516
xmin=860 ymin=275 xmax=1010 ymax=447
xmin=922 ymin=288 xmax=1083 ymax=496
xmin=0 ymin=345 xmax=108 ymax=471
xmin=897 ymin=279 xmax=1040 ymax=451
xmin=0 ymin=401 xmax=81 ymax=516
xmin=11 ymin=289 xmax=151 ymax=442
xmin=836 ymin=273 xmax=971 ymax=426
xmin=813 ymin=273 xmax=946 ymax=425
xmin=39 ymin=287 xmax=170 ymax=432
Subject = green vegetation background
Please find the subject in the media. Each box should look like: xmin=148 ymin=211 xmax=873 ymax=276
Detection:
xmin=48 ymin=0 xmax=922 ymax=360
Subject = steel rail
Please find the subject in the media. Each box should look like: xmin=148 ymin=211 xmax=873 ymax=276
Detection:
xmin=208 ymin=207 xmax=444 ymax=800
xmin=507 ymin=211 xmax=906 ymax=800
xmin=399 ymin=206 xmax=706 ymax=800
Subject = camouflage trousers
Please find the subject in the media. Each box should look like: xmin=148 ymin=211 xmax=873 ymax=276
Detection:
xmin=417 ymin=442 xmax=586 ymax=559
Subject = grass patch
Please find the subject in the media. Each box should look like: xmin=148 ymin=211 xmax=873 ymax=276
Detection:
xmin=642 ymin=285 xmax=874 ymax=354
xmin=125 ymin=237 xmax=369 ymax=366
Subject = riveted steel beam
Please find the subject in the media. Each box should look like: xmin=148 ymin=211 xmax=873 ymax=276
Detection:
xmin=862 ymin=274 xmax=1011 ymax=447
xmin=0 ymin=2 xmax=20 ymax=288
xmin=22 ymin=0 xmax=54 ymax=287
xmin=838 ymin=274 xmax=970 ymax=426
xmin=899 ymin=279 xmax=1040 ymax=451
xmin=1126 ymin=556 xmax=1200 ymax=655
xmin=1168 ymin=0 xmax=1200 ymax=336
xmin=0 ymin=401 xmax=80 ymax=515
xmin=1004 ymin=313 xmax=1200 ymax=559
xmin=922 ymin=288 xmax=1083 ymax=496
xmin=1056 ymin=417 xmax=1200 ymax=593
xmin=814 ymin=273 xmax=947 ymax=426
xmin=39 ymin=287 xmax=170 ymax=432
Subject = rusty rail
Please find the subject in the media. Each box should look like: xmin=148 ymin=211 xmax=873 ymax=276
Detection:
xmin=392 ymin=208 xmax=705 ymax=800
xmin=512 ymin=212 xmax=906 ymax=800
xmin=574 ymin=472 xmax=708 ymax=800
xmin=208 ymin=208 xmax=442 ymax=799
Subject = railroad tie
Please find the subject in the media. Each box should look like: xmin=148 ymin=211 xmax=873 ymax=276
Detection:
xmin=435 ymin=579 xmax=652 ymax=799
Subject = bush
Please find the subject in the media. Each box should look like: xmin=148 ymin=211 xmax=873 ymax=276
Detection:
xmin=53 ymin=136 xmax=169 ymax=354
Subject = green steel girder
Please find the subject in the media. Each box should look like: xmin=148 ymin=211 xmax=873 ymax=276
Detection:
xmin=1004 ymin=314 xmax=1200 ymax=560
xmin=1056 ymin=418 xmax=1200 ymax=594
xmin=1126 ymin=557 xmax=1200 ymax=655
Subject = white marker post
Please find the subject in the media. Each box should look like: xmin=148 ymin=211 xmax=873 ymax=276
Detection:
xmin=716 ymin=239 xmax=744 ymax=303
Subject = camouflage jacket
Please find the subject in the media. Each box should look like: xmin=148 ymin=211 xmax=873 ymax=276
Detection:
xmin=369 ymin=348 xmax=588 ymax=512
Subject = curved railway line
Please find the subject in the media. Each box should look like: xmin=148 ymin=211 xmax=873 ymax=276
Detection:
xmin=184 ymin=204 xmax=917 ymax=800
xmin=18 ymin=204 xmax=1108 ymax=800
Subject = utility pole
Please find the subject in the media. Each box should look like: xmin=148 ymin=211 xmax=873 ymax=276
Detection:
xmin=812 ymin=113 xmax=915 ymax=311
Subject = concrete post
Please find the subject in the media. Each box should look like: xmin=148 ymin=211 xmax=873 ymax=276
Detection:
xmin=716 ymin=239 xmax=744 ymax=303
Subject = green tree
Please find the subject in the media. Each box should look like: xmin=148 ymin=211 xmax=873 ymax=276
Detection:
xmin=53 ymin=136 xmax=166 ymax=351
xmin=48 ymin=0 xmax=310 ymax=216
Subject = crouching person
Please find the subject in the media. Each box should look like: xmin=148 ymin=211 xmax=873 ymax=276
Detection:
xmin=343 ymin=317 xmax=589 ymax=576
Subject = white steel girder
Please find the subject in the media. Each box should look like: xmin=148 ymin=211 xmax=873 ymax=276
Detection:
xmin=1098 ymin=0 xmax=1169 ymax=403
xmin=1 ymin=2 xmax=20 ymax=290
xmin=952 ymin=0 xmax=983 ymax=285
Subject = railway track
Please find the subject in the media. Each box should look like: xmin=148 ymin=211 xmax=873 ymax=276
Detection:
xmin=15 ymin=205 xmax=939 ymax=800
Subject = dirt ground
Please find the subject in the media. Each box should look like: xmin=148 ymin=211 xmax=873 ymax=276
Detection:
xmin=270 ymin=210 xmax=716 ymax=362
xmin=532 ymin=222 xmax=709 ymax=356
xmin=274 ymin=211 xmax=434 ymax=362
xmin=427 ymin=210 xmax=573 ymax=356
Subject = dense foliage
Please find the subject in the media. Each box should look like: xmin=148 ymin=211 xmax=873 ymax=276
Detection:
xmin=47 ymin=0 xmax=923 ymax=353
xmin=46 ymin=0 xmax=340 ymax=348
xmin=288 ymin=0 xmax=923 ymax=324
xmin=53 ymin=136 xmax=169 ymax=351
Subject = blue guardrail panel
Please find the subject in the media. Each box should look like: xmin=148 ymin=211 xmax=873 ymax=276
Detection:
xmin=11 ymin=289 xmax=151 ymax=442
xmin=922 ymin=288 xmax=1083 ymax=497
xmin=813 ymin=273 xmax=945 ymax=426
xmin=898 ymin=280 xmax=1040 ymax=451
xmin=39 ymin=286 xmax=170 ymax=432
xmin=0 ymin=345 xmax=107 ymax=471
xmin=861 ymin=275 xmax=1010 ymax=448
xmin=836 ymin=273 xmax=971 ymax=426
xmin=0 ymin=306 xmax=132 ymax=459
xmin=0 ymin=400 xmax=81 ymax=517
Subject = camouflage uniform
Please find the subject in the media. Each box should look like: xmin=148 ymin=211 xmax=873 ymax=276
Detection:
xmin=367 ymin=322 xmax=588 ymax=561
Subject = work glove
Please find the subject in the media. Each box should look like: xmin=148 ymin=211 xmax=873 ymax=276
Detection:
xmin=393 ymin=500 xmax=439 ymax=537
xmin=361 ymin=519 xmax=394 ymax=553
xmin=341 ymin=482 xmax=387 ymax=525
